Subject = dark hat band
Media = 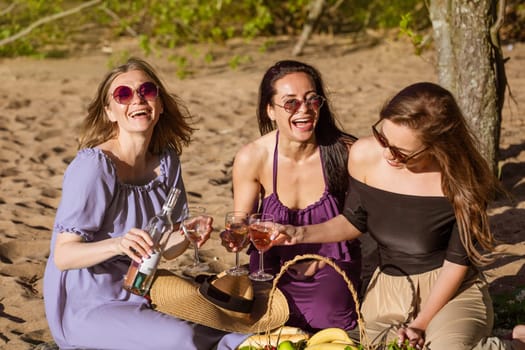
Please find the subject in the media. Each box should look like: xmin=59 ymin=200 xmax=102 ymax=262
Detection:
xmin=198 ymin=275 xmax=254 ymax=314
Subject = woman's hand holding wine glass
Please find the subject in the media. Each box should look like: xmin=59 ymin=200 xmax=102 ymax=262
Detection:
xmin=248 ymin=213 xmax=276 ymax=282
xmin=222 ymin=211 xmax=249 ymax=276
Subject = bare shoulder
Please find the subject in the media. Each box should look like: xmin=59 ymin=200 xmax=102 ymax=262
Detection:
xmin=348 ymin=136 xmax=380 ymax=179
xmin=234 ymin=132 xmax=274 ymax=169
xmin=349 ymin=136 xmax=378 ymax=165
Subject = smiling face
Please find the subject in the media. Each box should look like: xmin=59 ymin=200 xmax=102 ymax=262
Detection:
xmin=267 ymin=72 xmax=320 ymax=142
xmin=377 ymin=119 xmax=428 ymax=168
xmin=104 ymin=69 xmax=163 ymax=137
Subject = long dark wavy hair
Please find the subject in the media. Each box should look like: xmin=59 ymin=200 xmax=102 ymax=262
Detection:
xmin=379 ymin=82 xmax=503 ymax=265
xmin=257 ymin=60 xmax=356 ymax=207
xmin=78 ymin=57 xmax=195 ymax=155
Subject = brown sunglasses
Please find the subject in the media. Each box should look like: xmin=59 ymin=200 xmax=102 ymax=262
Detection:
xmin=372 ymin=119 xmax=428 ymax=164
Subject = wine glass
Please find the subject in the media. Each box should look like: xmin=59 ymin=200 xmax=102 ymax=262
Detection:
xmin=181 ymin=206 xmax=210 ymax=274
xmin=248 ymin=213 xmax=275 ymax=282
xmin=224 ymin=211 xmax=249 ymax=276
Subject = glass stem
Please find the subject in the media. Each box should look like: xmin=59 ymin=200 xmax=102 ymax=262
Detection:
xmin=258 ymin=250 xmax=264 ymax=274
xmin=193 ymin=245 xmax=200 ymax=265
xmin=235 ymin=251 xmax=240 ymax=269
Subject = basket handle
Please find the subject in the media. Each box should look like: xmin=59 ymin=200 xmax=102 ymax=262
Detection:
xmin=265 ymin=253 xmax=370 ymax=347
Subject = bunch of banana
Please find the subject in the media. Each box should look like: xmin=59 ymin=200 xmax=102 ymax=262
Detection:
xmin=304 ymin=328 xmax=359 ymax=350
xmin=237 ymin=326 xmax=309 ymax=350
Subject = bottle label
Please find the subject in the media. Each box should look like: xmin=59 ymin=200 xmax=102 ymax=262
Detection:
xmin=138 ymin=251 xmax=161 ymax=275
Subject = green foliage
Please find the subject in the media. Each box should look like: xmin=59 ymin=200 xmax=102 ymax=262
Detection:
xmin=106 ymin=50 xmax=132 ymax=69
xmin=350 ymin=339 xmax=416 ymax=350
xmin=0 ymin=0 xmax=65 ymax=57
xmin=0 ymin=0 xmax=431 ymax=60
xmin=168 ymin=54 xmax=190 ymax=79
xmin=399 ymin=13 xmax=425 ymax=55
xmin=385 ymin=339 xmax=417 ymax=350
xmin=102 ymin=0 xmax=274 ymax=49
xmin=228 ymin=54 xmax=251 ymax=70
xmin=365 ymin=0 xmax=427 ymax=28
xmin=492 ymin=286 xmax=525 ymax=330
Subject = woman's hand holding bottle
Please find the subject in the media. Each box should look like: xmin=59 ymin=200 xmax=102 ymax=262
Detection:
xmin=118 ymin=228 xmax=155 ymax=264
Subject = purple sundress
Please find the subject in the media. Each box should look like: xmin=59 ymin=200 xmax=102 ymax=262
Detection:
xmin=249 ymin=133 xmax=362 ymax=332
xmin=43 ymin=148 xmax=247 ymax=350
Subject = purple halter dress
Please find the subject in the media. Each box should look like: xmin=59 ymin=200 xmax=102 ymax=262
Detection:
xmin=249 ymin=133 xmax=361 ymax=332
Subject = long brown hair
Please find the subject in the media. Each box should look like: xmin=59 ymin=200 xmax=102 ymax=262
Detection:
xmin=380 ymin=82 xmax=502 ymax=265
xmin=78 ymin=57 xmax=195 ymax=154
xmin=257 ymin=60 xmax=356 ymax=207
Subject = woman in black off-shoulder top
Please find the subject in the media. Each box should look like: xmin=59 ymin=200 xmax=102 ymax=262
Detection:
xmin=275 ymin=82 xmax=525 ymax=350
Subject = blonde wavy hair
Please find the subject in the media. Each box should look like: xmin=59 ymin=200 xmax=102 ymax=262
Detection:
xmin=78 ymin=57 xmax=195 ymax=155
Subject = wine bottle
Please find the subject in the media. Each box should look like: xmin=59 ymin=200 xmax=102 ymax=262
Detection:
xmin=123 ymin=187 xmax=182 ymax=296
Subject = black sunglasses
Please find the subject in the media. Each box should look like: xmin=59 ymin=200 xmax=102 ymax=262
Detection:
xmin=372 ymin=119 xmax=428 ymax=164
xmin=111 ymin=82 xmax=159 ymax=105
xmin=273 ymin=95 xmax=325 ymax=114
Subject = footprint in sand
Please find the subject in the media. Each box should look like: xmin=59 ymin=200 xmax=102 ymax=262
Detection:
xmin=0 ymin=241 xmax=50 ymax=265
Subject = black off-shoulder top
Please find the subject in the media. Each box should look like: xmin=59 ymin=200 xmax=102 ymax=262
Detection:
xmin=342 ymin=176 xmax=470 ymax=276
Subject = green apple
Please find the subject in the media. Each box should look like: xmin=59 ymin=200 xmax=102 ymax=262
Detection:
xmin=277 ymin=340 xmax=296 ymax=350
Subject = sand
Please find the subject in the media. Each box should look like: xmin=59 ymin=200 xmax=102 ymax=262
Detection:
xmin=0 ymin=34 xmax=523 ymax=349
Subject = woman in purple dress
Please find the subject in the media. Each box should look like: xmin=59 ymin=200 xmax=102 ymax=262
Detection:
xmin=43 ymin=58 xmax=247 ymax=350
xmin=230 ymin=60 xmax=361 ymax=332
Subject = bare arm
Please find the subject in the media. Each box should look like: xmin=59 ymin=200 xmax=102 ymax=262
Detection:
xmin=219 ymin=142 xmax=266 ymax=252
xmin=232 ymin=142 xmax=264 ymax=213
xmin=398 ymin=260 xmax=469 ymax=348
xmin=55 ymin=221 xmax=198 ymax=269
xmin=53 ymin=227 xmax=154 ymax=270
xmin=273 ymin=214 xmax=362 ymax=246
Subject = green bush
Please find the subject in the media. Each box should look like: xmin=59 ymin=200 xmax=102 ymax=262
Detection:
xmin=0 ymin=0 xmax=427 ymax=58
xmin=492 ymin=286 xmax=525 ymax=330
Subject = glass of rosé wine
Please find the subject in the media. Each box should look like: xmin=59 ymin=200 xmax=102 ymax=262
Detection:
xmin=223 ymin=211 xmax=250 ymax=276
xmin=248 ymin=213 xmax=275 ymax=281
xmin=181 ymin=206 xmax=210 ymax=274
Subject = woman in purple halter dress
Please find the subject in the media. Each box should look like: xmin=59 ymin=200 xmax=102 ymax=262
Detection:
xmin=230 ymin=60 xmax=361 ymax=332
xmin=43 ymin=58 xmax=247 ymax=350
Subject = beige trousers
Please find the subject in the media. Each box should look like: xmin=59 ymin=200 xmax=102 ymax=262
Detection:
xmin=356 ymin=267 xmax=515 ymax=350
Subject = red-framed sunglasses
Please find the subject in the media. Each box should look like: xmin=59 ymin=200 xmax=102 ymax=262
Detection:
xmin=273 ymin=94 xmax=325 ymax=114
xmin=111 ymin=82 xmax=159 ymax=105
xmin=372 ymin=119 xmax=428 ymax=164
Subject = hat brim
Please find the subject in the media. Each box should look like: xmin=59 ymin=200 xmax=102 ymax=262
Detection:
xmin=150 ymin=270 xmax=289 ymax=334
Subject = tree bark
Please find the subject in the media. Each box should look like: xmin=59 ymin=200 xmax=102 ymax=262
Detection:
xmin=428 ymin=0 xmax=505 ymax=172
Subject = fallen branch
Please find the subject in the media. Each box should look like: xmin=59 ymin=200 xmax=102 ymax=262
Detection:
xmin=0 ymin=0 xmax=102 ymax=47
xmin=0 ymin=2 xmax=17 ymax=17
xmin=292 ymin=0 xmax=325 ymax=56
xmin=100 ymin=5 xmax=138 ymax=37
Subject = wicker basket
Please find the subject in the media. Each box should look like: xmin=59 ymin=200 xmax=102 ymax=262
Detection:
xmin=240 ymin=253 xmax=371 ymax=349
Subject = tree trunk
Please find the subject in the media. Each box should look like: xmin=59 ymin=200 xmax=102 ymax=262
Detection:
xmin=428 ymin=0 xmax=505 ymax=172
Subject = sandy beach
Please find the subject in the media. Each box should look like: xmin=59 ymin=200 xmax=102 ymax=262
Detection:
xmin=0 ymin=34 xmax=523 ymax=349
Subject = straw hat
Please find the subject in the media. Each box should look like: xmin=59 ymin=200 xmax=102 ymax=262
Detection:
xmin=149 ymin=270 xmax=289 ymax=334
